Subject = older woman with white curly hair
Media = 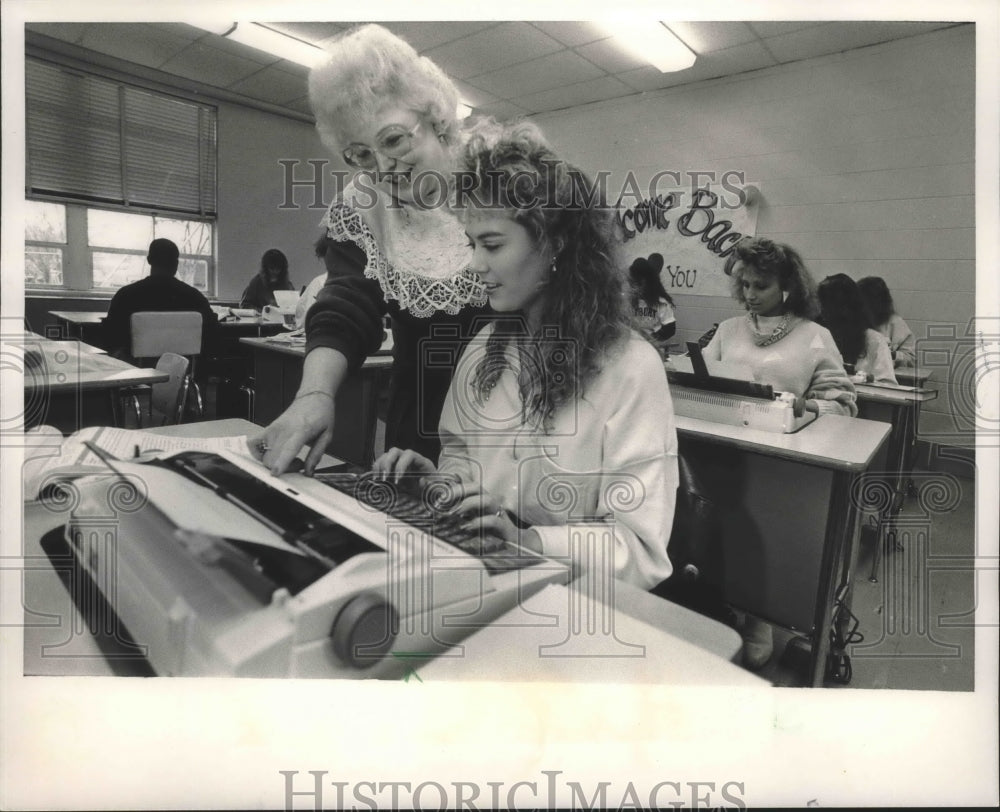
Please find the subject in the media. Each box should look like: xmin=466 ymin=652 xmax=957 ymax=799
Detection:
xmin=251 ymin=24 xmax=489 ymax=474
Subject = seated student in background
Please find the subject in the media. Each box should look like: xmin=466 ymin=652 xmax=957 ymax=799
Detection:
xmin=294 ymin=237 xmax=334 ymax=329
xmin=817 ymin=273 xmax=897 ymax=384
xmin=704 ymin=237 xmax=855 ymax=670
xmin=704 ymin=237 xmax=857 ymax=419
xmin=102 ymin=238 xmax=217 ymax=359
xmin=629 ymin=252 xmax=677 ymax=356
xmin=857 ymin=275 xmax=916 ymax=368
xmin=372 ymin=120 xmax=678 ymax=590
xmin=240 ymin=248 xmax=295 ymax=311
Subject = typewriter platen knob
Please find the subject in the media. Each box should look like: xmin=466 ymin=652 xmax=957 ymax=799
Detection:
xmin=330 ymin=592 xmax=398 ymax=669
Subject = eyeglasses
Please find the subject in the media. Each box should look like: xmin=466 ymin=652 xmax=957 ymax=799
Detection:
xmin=342 ymin=121 xmax=424 ymax=169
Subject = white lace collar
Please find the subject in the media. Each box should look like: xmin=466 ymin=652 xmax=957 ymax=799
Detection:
xmin=319 ymin=184 xmax=486 ymax=318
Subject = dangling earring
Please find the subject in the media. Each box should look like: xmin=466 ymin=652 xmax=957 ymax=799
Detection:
xmin=550 ymin=257 xmax=558 ymax=274
xmin=781 ymin=289 xmax=789 ymax=303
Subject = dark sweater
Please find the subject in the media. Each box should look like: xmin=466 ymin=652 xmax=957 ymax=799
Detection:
xmin=305 ymin=241 xmax=490 ymax=463
xmin=102 ymin=274 xmax=218 ymax=358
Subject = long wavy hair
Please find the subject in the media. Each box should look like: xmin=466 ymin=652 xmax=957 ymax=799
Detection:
xmin=728 ymin=237 xmax=819 ymax=319
xmin=818 ymin=273 xmax=873 ymax=366
xmin=456 ymin=119 xmax=629 ymax=431
xmin=857 ymin=275 xmax=896 ymax=327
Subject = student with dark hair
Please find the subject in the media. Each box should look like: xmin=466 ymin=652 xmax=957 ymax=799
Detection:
xmin=372 ymin=119 xmax=677 ymax=590
xmin=857 ymin=276 xmax=916 ymax=368
xmin=818 ymin=274 xmax=896 ymax=384
xmin=240 ymin=248 xmax=295 ymax=310
xmin=629 ymin=253 xmax=676 ymax=353
xmin=102 ymin=238 xmax=217 ymax=358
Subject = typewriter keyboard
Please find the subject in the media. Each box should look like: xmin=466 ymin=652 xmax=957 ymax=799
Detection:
xmin=314 ymin=473 xmax=542 ymax=575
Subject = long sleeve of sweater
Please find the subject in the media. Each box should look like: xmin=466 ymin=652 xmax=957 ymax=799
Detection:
xmin=704 ymin=316 xmax=857 ymax=416
xmin=304 ymin=240 xmax=387 ymax=373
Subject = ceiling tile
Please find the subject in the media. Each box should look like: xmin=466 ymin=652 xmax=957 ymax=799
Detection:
xmin=159 ymin=41 xmax=270 ymax=88
xmin=26 ymin=23 xmax=89 ymax=45
xmin=229 ymin=66 xmax=309 ymax=105
xmin=531 ymin=21 xmax=608 ymax=47
xmin=512 ymin=76 xmax=635 ymax=115
xmin=267 ymin=22 xmax=349 ymax=44
xmin=668 ymin=21 xmax=758 ymax=53
xmin=749 ymin=21 xmax=826 ymax=38
xmin=616 ymin=41 xmax=776 ymax=92
xmin=425 ymin=21 xmax=564 ymax=79
xmin=382 ymin=21 xmax=499 ymax=52
xmin=575 ymin=37 xmax=648 ymax=73
xmin=469 ymin=50 xmax=605 ymax=99
xmin=473 ymin=100 xmax=530 ymax=122
xmin=75 ymin=23 xmax=193 ymax=71
xmin=755 ymin=21 xmax=954 ymax=64
xmin=453 ymin=78 xmax=498 ymax=108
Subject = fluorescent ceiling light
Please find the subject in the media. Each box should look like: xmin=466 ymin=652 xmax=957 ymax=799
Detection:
xmin=601 ymin=21 xmax=696 ymax=73
xmin=225 ymin=22 xmax=327 ymax=68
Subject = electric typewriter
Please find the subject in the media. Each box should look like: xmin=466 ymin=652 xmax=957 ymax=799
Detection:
xmin=61 ymin=448 xmax=568 ymax=678
xmin=666 ymin=343 xmax=818 ymax=433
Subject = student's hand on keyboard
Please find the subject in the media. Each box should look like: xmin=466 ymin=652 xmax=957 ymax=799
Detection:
xmin=436 ymin=482 xmax=539 ymax=550
xmin=370 ymin=447 xmax=438 ymax=484
xmin=248 ymin=393 xmax=337 ymax=476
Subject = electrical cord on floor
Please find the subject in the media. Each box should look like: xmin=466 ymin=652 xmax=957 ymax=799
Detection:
xmin=827 ymin=594 xmax=865 ymax=685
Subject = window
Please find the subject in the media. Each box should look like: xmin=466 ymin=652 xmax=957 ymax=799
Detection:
xmin=24 ymin=200 xmax=66 ymax=286
xmin=24 ymin=57 xmax=218 ymax=293
xmin=24 ymin=201 xmax=215 ymax=293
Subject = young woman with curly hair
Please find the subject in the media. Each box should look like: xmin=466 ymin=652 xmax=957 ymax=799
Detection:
xmin=705 ymin=237 xmax=858 ymax=418
xmin=703 ymin=237 xmax=857 ymax=669
xmin=372 ymin=120 xmax=678 ymax=590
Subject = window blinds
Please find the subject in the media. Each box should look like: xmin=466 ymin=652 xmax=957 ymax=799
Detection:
xmin=26 ymin=58 xmax=217 ymax=216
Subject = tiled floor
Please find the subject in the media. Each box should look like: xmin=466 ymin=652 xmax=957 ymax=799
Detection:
xmin=759 ymin=463 xmax=978 ymax=690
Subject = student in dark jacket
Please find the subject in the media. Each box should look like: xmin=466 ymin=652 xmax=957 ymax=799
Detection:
xmin=102 ymin=238 xmax=217 ymax=358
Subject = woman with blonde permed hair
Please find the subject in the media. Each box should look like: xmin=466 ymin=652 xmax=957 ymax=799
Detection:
xmin=250 ymin=24 xmax=489 ymax=474
xmin=706 ymin=237 xmax=857 ymax=419
xmin=371 ymin=119 xmax=678 ymax=590
xmin=703 ymin=236 xmax=856 ymax=669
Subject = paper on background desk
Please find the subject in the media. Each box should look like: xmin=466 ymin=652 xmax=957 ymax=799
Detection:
xmin=22 ymin=425 xmax=253 ymax=501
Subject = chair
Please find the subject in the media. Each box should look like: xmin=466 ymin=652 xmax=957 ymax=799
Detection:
xmin=147 ymin=352 xmax=190 ymax=425
xmin=122 ymin=311 xmax=204 ymax=426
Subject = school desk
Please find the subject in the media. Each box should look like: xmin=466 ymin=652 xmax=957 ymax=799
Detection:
xmin=854 ymin=383 xmax=940 ymax=581
xmin=17 ymin=332 xmax=168 ymax=433
xmin=673 ymin=413 xmax=890 ymax=686
xmin=239 ymin=336 xmax=393 ymax=467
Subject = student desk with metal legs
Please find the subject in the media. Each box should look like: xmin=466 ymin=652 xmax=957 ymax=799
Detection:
xmin=16 ymin=331 xmax=168 ymax=433
xmin=854 ymin=383 xmax=939 ymax=581
xmin=673 ymin=414 xmax=890 ymax=687
xmin=239 ymin=336 xmax=393 ymax=467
